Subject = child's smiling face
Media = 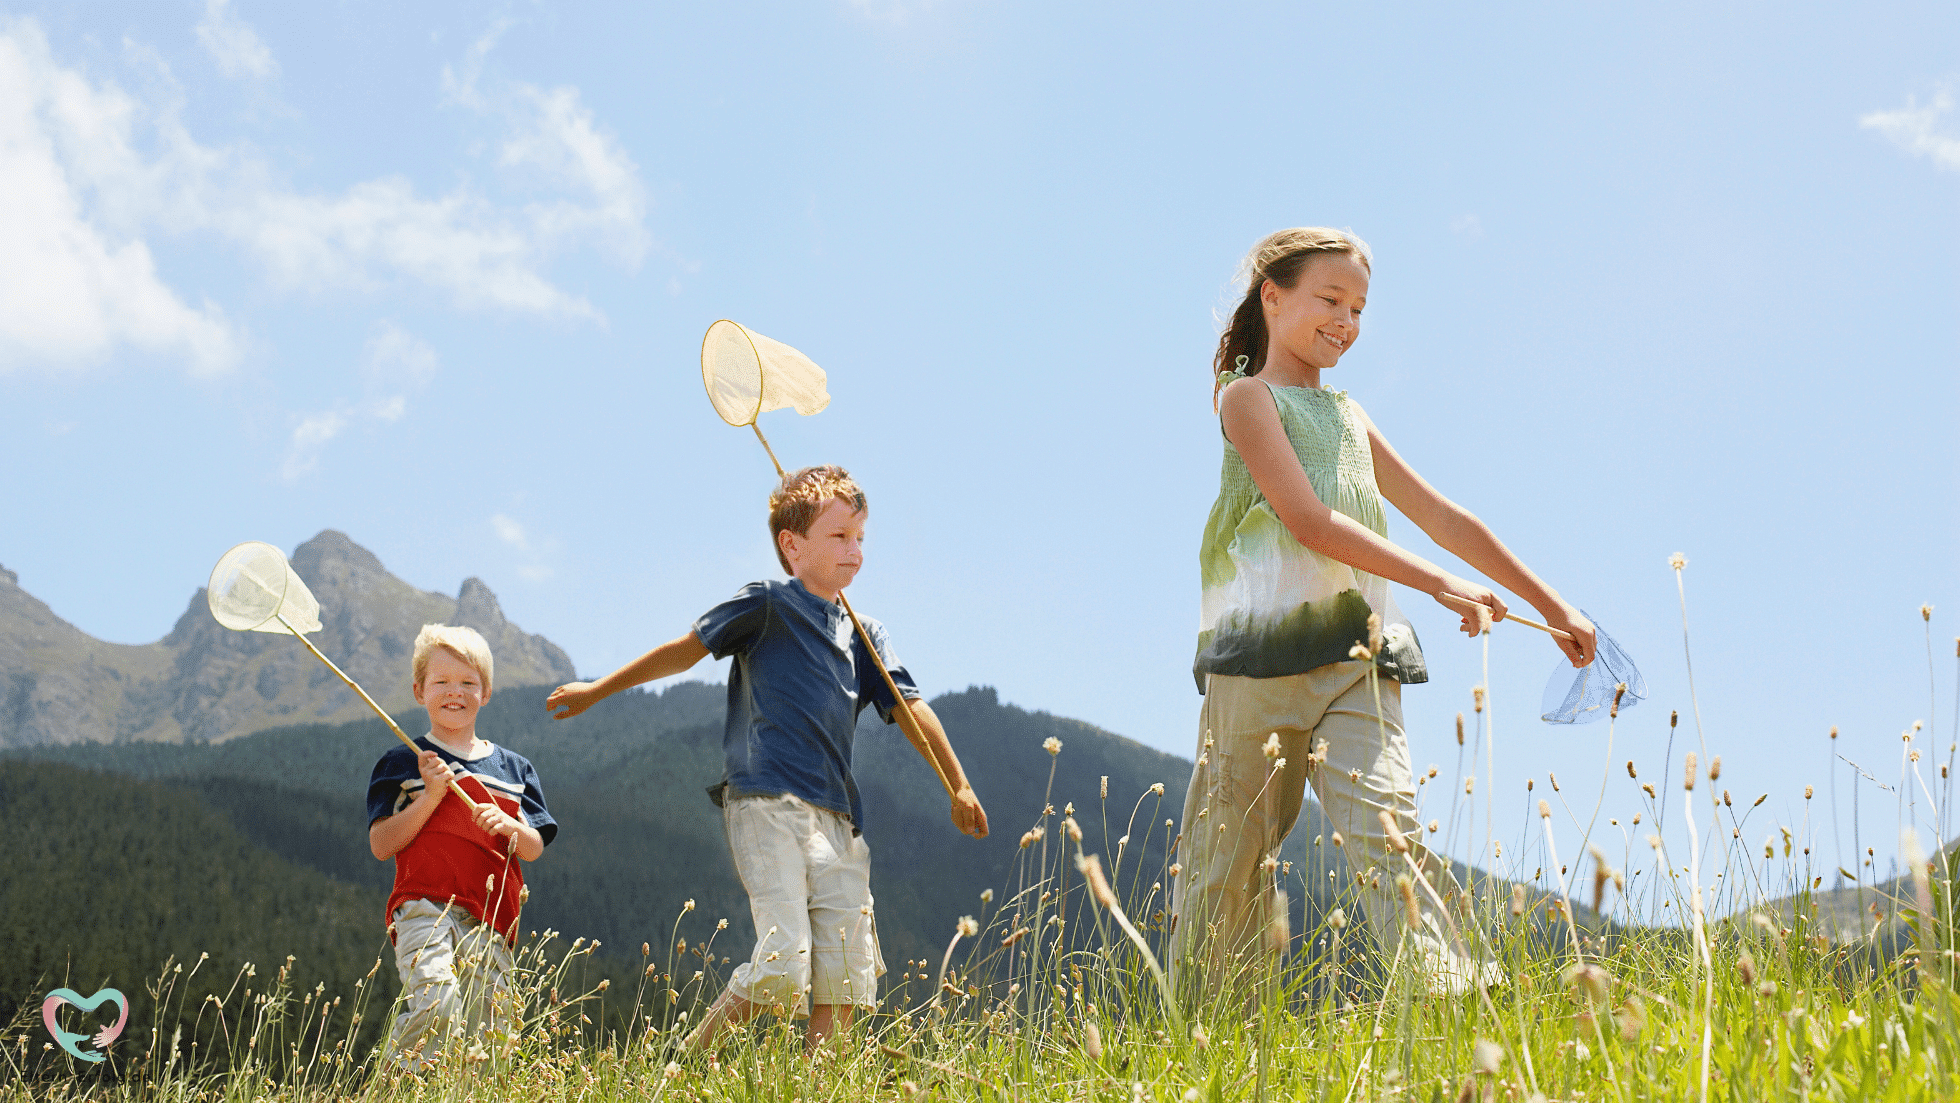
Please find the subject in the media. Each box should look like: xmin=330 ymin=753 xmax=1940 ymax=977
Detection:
xmin=1262 ymin=253 xmax=1369 ymax=372
xmin=415 ymin=647 xmax=490 ymax=744
xmin=780 ymin=498 xmax=866 ymax=602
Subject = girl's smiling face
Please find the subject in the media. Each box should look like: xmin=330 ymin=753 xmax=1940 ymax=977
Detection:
xmin=1261 ymin=253 xmax=1369 ymax=374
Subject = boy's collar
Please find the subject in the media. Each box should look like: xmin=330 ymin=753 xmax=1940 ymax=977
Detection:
xmin=426 ymin=732 xmax=492 ymax=761
xmin=785 ymin=576 xmax=843 ymax=608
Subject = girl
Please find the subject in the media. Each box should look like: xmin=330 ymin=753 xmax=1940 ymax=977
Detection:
xmin=1172 ymin=227 xmax=1596 ymax=999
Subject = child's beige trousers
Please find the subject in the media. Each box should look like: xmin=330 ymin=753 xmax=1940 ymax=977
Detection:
xmin=1170 ymin=660 xmax=1499 ymax=1002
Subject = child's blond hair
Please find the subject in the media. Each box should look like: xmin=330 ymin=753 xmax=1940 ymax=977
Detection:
xmin=768 ymin=465 xmax=866 ymax=573
xmin=411 ymin=624 xmax=495 ymax=693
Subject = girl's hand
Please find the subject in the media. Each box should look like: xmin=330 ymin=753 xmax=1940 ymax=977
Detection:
xmin=1434 ymin=578 xmax=1507 ymax=637
xmin=1542 ymin=604 xmax=1597 ymax=668
xmin=546 ymin=682 xmax=597 ymax=720
xmin=416 ymin=750 xmax=454 ymax=802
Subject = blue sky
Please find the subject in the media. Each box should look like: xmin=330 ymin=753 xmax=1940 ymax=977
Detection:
xmin=3 ymin=1 xmax=1957 ymax=887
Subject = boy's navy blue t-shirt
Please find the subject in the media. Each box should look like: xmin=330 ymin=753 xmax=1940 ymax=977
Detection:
xmin=693 ymin=578 xmax=920 ymax=834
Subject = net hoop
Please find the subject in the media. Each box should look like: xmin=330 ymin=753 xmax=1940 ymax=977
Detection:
xmin=206 ymin=541 xmax=322 ymax=635
xmin=700 ymin=319 xmax=831 ymax=429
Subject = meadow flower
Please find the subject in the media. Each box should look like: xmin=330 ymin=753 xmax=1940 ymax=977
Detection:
xmin=957 ymin=916 xmax=979 ymax=938
xmin=1349 ymin=642 xmax=1372 ymax=661
xmin=1669 ymin=552 xmax=1687 ymax=570
xmin=981 ymin=888 xmax=994 ymax=904
xmin=1262 ymin=733 xmax=1281 ymax=760
xmin=1044 ymin=737 xmax=1062 ymax=756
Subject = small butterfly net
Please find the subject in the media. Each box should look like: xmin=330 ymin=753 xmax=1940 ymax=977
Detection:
xmin=1539 ymin=612 xmax=1645 ymax=725
xmin=207 ymin=541 xmax=321 ymax=634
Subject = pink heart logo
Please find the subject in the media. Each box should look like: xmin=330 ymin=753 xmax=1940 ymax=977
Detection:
xmin=42 ymin=988 xmax=128 ymax=1063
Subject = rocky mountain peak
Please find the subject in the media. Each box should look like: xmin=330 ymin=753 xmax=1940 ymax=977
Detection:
xmin=0 ymin=533 xmax=576 ymax=747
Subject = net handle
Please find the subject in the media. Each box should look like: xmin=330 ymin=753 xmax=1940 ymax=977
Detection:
xmin=1437 ymin=593 xmax=1576 ymax=642
xmin=752 ymin=425 xmax=958 ymax=801
xmin=276 ymin=613 xmax=483 ymax=811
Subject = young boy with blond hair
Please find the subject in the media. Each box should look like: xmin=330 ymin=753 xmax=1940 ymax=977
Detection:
xmin=546 ymin=465 xmax=987 ymax=1051
xmin=368 ymin=624 xmax=556 ymax=1068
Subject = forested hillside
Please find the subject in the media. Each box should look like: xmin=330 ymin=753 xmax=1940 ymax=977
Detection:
xmin=2 ymin=681 xmax=1361 ymax=1021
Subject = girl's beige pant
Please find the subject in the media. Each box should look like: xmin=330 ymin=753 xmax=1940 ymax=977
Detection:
xmin=1170 ymin=660 xmax=1500 ymax=1002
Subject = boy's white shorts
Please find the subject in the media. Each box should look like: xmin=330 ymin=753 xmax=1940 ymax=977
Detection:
xmin=723 ymin=792 xmax=885 ymax=1014
xmin=386 ymin=898 xmax=513 ymax=1069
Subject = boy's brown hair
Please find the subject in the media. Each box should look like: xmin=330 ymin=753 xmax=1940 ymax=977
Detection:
xmin=768 ymin=465 xmax=867 ymax=573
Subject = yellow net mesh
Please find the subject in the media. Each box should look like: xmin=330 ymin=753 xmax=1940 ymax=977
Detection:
xmin=700 ymin=319 xmax=830 ymax=428
xmin=206 ymin=541 xmax=322 ymax=635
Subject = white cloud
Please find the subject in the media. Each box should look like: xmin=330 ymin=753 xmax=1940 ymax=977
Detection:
xmin=1450 ymin=214 xmax=1484 ymax=240
xmin=491 ymin=513 xmax=556 ymax=580
xmin=0 ymin=22 xmax=239 ymax=373
xmin=195 ymin=0 xmax=278 ymax=81
xmin=282 ymin=410 xmax=346 ymax=479
xmin=447 ymin=21 xmax=648 ymax=266
xmin=360 ymin=322 xmax=438 ymax=421
xmin=281 ymin=321 xmax=438 ymax=479
xmin=1861 ymin=89 xmax=1960 ymax=173
xmin=490 ymin=513 xmax=531 ymax=552
xmin=0 ymin=15 xmax=651 ymax=376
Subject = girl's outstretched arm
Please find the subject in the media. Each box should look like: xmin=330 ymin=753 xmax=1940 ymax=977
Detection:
xmin=1356 ymin=405 xmax=1596 ymax=666
xmin=1221 ymin=377 xmax=1510 ymax=634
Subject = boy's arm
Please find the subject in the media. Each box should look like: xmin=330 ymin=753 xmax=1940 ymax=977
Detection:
xmin=546 ymin=633 xmax=710 ymax=719
xmin=369 ymin=750 xmax=455 ymax=860
xmin=899 ymin=699 xmax=988 ymax=839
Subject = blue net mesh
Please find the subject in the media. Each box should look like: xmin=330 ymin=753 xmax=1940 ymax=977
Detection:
xmin=1539 ymin=613 xmax=1645 ymax=725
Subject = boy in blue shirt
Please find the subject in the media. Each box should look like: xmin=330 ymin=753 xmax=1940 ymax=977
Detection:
xmin=546 ymin=465 xmax=987 ymax=1051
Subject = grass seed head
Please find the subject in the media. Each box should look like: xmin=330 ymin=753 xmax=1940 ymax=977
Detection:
xmin=1367 ymin=613 xmax=1383 ymax=654
xmin=1472 ymin=1038 xmax=1505 ymax=1074
xmin=1627 ymin=761 xmax=1637 ymax=779
xmin=1511 ymin=884 xmax=1527 ymax=916
xmin=1396 ymin=875 xmax=1420 ymax=926
xmin=1380 ymin=810 xmax=1410 ymax=853
xmin=1710 ymin=756 xmax=1722 ymax=781
xmin=1457 ymin=712 xmax=1465 ymax=745
xmin=1684 ymin=752 xmax=1698 ymax=791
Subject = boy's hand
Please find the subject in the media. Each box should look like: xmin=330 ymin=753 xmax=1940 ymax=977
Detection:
xmin=472 ymin=802 xmax=520 ymax=842
xmin=416 ymin=750 xmax=454 ymax=802
xmin=951 ymin=787 xmax=988 ymax=839
xmin=546 ymin=682 xmax=599 ymax=719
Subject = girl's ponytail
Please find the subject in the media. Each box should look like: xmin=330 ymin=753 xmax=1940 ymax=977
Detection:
xmin=1212 ymin=227 xmax=1373 ymax=403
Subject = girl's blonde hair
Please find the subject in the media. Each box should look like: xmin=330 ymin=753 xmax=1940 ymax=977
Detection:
xmin=1213 ymin=227 xmax=1373 ymax=398
xmin=412 ymin=624 xmax=495 ymax=693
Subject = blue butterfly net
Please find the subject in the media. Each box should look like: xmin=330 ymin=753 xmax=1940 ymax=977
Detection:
xmin=1539 ymin=613 xmax=1645 ymax=725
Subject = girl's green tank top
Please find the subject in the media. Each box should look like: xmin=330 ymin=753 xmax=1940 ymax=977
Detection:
xmin=1194 ymin=370 xmax=1426 ymax=691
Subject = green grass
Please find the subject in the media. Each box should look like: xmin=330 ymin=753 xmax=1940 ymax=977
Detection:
xmin=8 ymin=767 xmax=1960 ymax=1102
xmin=7 ymin=587 xmax=1957 ymax=1101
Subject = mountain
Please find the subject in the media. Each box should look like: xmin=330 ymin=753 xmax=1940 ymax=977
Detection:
xmin=2 ymin=681 xmax=1255 ymax=979
xmin=0 ymin=531 xmax=573 ymax=747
